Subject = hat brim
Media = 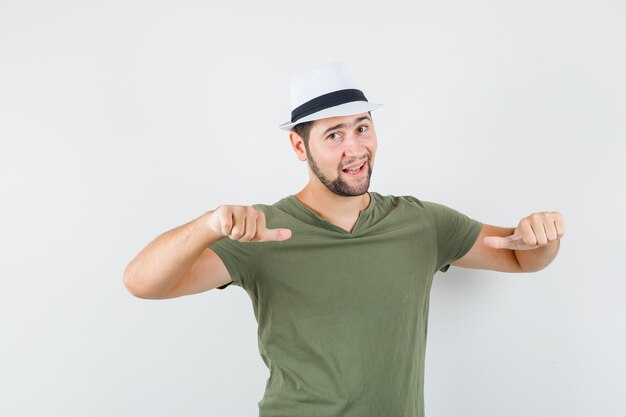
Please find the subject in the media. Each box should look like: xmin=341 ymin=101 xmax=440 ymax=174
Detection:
xmin=278 ymin=101 xmax=384 ymax=131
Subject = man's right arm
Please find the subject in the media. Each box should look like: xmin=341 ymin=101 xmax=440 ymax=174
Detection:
xmin=122 ymin=205 xmax=292 ymax=300
xmin=123 ymin=211 xmax=232 ymax=299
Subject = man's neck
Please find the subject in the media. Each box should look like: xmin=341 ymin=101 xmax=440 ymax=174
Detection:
xmin=294 ymin=185 xmax=371 ymax=226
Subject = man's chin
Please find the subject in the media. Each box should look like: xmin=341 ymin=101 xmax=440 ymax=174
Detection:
xmin=331 ymin=182 xmax=370 ymax=197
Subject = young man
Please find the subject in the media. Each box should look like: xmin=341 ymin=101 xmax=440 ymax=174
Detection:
xmin=123 ymin=63 xmax=565 ymax=417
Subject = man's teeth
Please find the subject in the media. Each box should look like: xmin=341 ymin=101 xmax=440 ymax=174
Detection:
xmin=345 ymin=163 xmax=363 ymax=172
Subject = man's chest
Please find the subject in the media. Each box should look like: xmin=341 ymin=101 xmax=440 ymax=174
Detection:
xmin=254 ymin=223 xmax=438 ymax=316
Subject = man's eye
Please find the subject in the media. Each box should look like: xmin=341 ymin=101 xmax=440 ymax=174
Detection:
xmin=358 ymin=125 xmax=368 ymax=133
xmin=327 ymin=133 xmax=340 ymax=140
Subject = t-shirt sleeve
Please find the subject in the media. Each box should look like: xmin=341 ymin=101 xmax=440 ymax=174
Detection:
xmin=209 ymin=237 xmax=259 ymax=290
xmin=209 ymin=236 xmax=260 ymax=290
xmin=208 ymin=204 xmax=267 ymax=290
xmin=423 ymin=201 xmax=483 ymax=273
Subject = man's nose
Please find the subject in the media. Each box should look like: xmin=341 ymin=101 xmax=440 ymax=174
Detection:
xmin=343 ymin=133 xmax=367 ymax=155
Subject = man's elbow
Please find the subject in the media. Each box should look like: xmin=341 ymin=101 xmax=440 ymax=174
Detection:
xmin=123 ymin=264 xmax=160 ymax=299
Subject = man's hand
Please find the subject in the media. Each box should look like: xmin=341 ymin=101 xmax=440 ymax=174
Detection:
xmin=483 ymin=211 xmax=565 ymax=250
xmin=207 ymin=205 xmax=292 ymax=242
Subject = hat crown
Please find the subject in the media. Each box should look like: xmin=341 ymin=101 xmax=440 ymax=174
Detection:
xmin=278 ymin=61 xmax=383 ymax=131
xmin=289 ymin=62 xmax=357 ymax=109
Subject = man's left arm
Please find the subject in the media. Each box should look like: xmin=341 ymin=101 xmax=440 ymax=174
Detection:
xmin=451 ymin=211 xmax=566 ymax=273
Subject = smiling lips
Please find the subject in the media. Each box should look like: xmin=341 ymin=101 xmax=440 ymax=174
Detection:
xmin=342 ymin=161 xmax=367 ymax=176
xmin=342 ymin=160 xmax=367 ymax=170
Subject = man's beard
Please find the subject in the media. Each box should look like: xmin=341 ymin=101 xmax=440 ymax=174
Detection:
xmin=306 ymin=149 xmax=372 ymax=197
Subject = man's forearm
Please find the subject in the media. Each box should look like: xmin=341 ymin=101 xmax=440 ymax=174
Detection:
xmin=514 ymin=239 xmax=560 ymax=272
xmin=123 ymin=211 xmax=222 ymax=298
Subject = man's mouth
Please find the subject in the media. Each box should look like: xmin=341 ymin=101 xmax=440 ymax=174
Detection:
xmin=342 ymin=161 xmax=367 ymax=176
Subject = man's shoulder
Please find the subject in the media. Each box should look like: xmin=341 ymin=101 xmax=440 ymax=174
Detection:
xmin=252 ymin=195 xmax=292 ymax=213
xmin=247 ymin=196 xmax=301 ymax=224
xmin=372 ymin=191 xmax=428 ymax=209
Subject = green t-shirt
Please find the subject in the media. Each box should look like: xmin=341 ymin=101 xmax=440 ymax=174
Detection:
xmin=209 ymin=191 xmax=482 ymax=417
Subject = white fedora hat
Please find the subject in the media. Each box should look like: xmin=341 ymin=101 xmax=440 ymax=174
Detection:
xmin=278 ymin=62 xmax=384 ymax=131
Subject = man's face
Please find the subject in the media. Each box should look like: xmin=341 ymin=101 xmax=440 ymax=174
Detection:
xmin=304 ymin=112 xmax=377 ymax=197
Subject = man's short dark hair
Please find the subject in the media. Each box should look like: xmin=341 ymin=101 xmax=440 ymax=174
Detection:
xmin=292 ymin=121 xmax=314 ymax=148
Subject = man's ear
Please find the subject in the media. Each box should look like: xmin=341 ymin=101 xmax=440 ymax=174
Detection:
xmin=289 ymin=131 xmax=308 ymax=162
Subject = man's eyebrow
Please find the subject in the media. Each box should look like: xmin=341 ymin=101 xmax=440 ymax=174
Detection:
xmin=321 ymin=116 xmax=371 ymax=137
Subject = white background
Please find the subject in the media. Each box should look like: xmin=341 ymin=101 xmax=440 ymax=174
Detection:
xmin=1 ymin=0 xmax=624 ymax=416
